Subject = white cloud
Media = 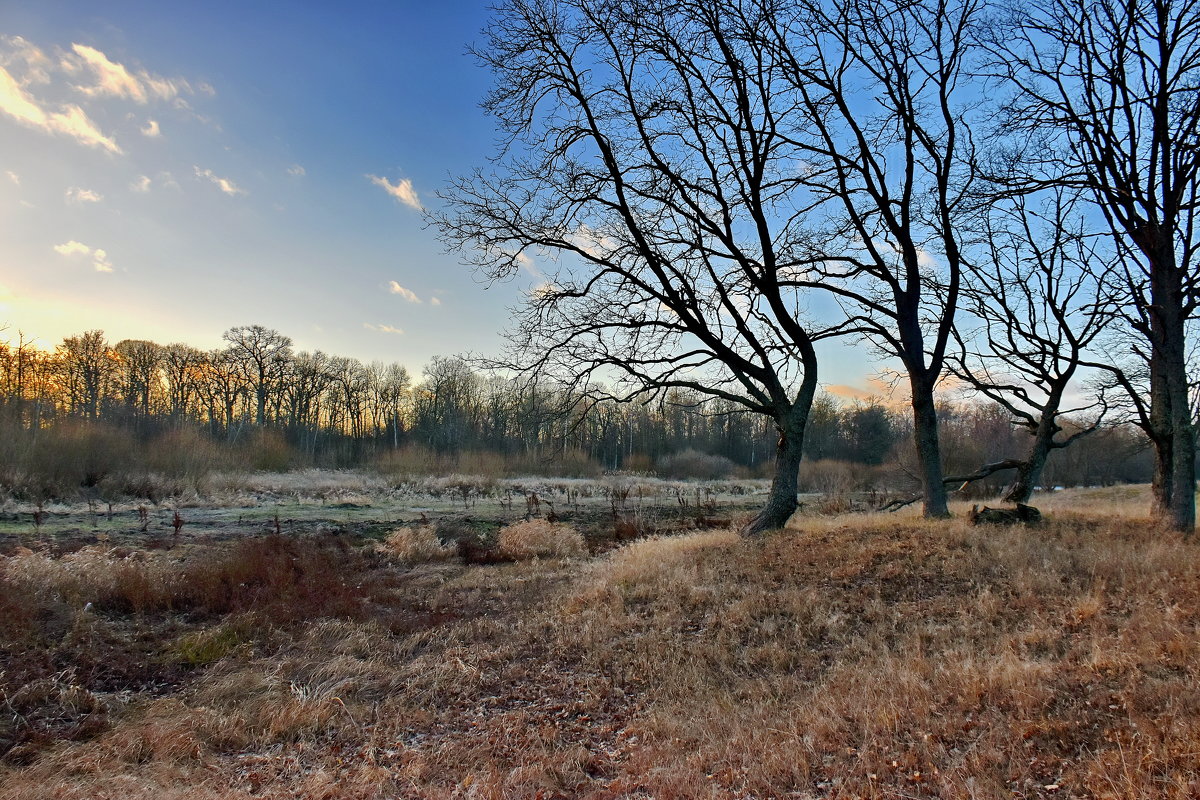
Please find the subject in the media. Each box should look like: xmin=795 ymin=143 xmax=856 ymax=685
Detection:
xmin=287 ymin=164 xmax=305 ymax=177
xmin=363 ymin=322 xmax=404 ymax=335
xmin=91 ymin=248 xmax=113 ymax=272
xmin=53 ymin=240 xmax=113 ymax=272
xmin=193 ymin=165 xmax=244 ymax=196
xmin=429 ymin=296 xmax=442 ymax=307
xmin=53 ymin=240 xmax=90 ymax=257
xmin=65 ymin=186 xmax=102 ymax=203
xmin=141 ymin=118 xmax=159 ymax=137
xmin=387 ymin=281 xmax=422 ymax=303
xmin=366 ymin=173 xmax=422 ymax=211
xmin=0 ymin=36 xmax=52 ymax=84
xmin=4 ymin=170 xmax=17 ymax=185
xmin=64 ymin=43 xmax=190 ymax=104
xmin=515 ymin=251 xmax=537 ymax=273
xmin=130 ymin=175 xmax=151 ymax=192
xmin=0 ymin=64 xmax=120 ymax=153
xmin=566 ymin=224 xmax=619 ymax=260
xmin=0 ymin=36 xmax=210 ymax=154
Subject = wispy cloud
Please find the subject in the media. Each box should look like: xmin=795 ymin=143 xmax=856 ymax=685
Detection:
xmin=53 ymin=240 xmax=113 ymax=272
xmin=1 ymin=36 xmax=52 ymax=84
xmin=4 ymin=170 xmax=17 ymax=185
xmin=63 ymin=43 xmax=191 ymax=104
xmin=92 ymin=248 xmax=113 ymax=272
xmin=387 ymin=281 xmax=421 ymax=303
xmin=287 ymin=164 xmax=305 ymax=177
xmin=514 ymin=251 xmax=542 ymax=278
xmin=363 ymin=322 xmax=404 ymax=335
xmin=367 ymin=173 xmax=422 ymax=211
xmin=528 ymin=281 xmax=558 ymax=300
xmin=193 ymin=166 xmax=244 ymax=196
xmin=0 ymin=64 xmax=120 ymax=152
xmin=130 ymin=174 xmax=151 ymax=192
xmin=65 ymin=186 xmax=102 ymax=203
xmin=825 ymin=384 xmax=873 ymax=401
xmin=53 ymin=240 xmax=90 ymax=257
xmin=0 ymin=36 xmax=206 ymax=154
xmin=429 ymin=296 xmax=442 ymax=307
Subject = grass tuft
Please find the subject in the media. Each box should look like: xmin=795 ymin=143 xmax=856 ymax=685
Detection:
xmin=497 ymin=519 xmax=588 ymax=560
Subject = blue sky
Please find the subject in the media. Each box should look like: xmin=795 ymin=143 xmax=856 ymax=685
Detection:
xmin=0 ymin=1 xmax=878 ymax=397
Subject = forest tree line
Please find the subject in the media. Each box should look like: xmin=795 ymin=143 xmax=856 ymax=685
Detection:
xmin=0 ymin=324 xmax=1151 ymax=496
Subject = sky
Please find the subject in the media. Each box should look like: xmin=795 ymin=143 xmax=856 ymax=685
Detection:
xmin=0 ymin=1 xmax=877 ymax=397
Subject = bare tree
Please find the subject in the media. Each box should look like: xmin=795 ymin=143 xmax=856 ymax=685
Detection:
xmin=987 ymin=0 xmax=1200 ymax=532
xmin=222 ymin=325 xmax=293 ymax=427
xmin=56 ymin=330 xmax=116 ymax=420
xmin=366 ymin=361 xmax=411 ymax=448
xmin=201 ymin=348 xmax=250 ymax=439
xmin=326 ymin=356 xmax=371 ymax=439
xmin=435 ymin=0 xmax=842 ymax=533
xmin=161 ymin=343 xmax=207 ymax=422
xmin=113 ymin=339 xmax=164 ymax=424
xmin=761 ymin=0 xmax=985 ymax=517
xmin=947 ymin=189 xmax=1116 ymax=501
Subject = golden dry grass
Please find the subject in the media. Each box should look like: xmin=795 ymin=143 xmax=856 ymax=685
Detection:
xmin=379 ymin=525 xmax=457 ymax=565
xmin=497 ymin=519 xmax=588 ymax=560
xmin=2 ymin=488 xmax=1199 ymax=799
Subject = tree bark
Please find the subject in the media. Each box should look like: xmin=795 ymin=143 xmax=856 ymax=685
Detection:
xmin=742 ymin=368 xmax=819 ymax=536
xmin=1147 ymin=239 xmax=1195 ymax=533
xmin=742 ymin=416 xmax=806 ymax=536
xmin=1162 ymin=307 xmax=1196 ymax=534
xmin=1002 ymin=448 xmax=1048 ymax=504
xmin=1002 ymin=387 xmax=1064 ymax=504
xmin=910 ymin=374 xmax=950 ymax=518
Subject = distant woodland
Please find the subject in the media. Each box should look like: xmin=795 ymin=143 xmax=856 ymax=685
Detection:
xmin=0 ymin=324 xmax=1150 ymax=500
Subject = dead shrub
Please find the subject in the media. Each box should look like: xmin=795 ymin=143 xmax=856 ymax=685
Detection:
xmin=657 ymin=448 xmax=740 ymax=479
xmin=177 ymin=536 xmax=371 ymax=621
xmin=497 ymin=519 xmax=588 ymax=560
xmin=143 ymin=426 xmax=230 ymax=482
xmin=235 ymin=427 xmax=301 ymax=472
xmin=379 ymin=525 xmax=456 ymax=564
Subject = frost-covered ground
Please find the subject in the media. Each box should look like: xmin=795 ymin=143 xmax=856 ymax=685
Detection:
xmin=0 ymin=469 xmax=777 ymax=548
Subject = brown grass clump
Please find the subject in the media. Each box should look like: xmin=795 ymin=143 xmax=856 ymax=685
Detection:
xmin=379 ymin=525 xmax=456 ymax=564
xmin=497 ymin=519 xmax=588 ymax=560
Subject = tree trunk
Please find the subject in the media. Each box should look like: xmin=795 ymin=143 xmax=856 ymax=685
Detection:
xmin=1002 ymin=386 xmax=1064 ymax=504
xmin=910 ymin=374 xmax=950 ymax=518
xmin=1151 ymin=426 xmax=1173 ymax=517
xmin=1002 ymin=448 xmax=1049 ymax=504
xmin=742 ymin=417 xmax=805 ymax=536
xmin=742 ymin=366 xmax=819 ymax=536
xmin=1147 ymin=241 xmax=1195 ymax=533
xmin=1162 ymin=313 xmax=1196 ymax=534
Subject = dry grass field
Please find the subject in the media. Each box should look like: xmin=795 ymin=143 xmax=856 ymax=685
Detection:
xmin=2 ymin=484 xmax=1198 ymax=799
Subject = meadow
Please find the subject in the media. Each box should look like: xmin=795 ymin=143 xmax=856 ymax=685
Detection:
xmin=1 ymin=477 xmax=1197 ymax=799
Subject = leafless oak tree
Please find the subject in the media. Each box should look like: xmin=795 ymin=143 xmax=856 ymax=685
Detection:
xmin=435 ymin=0 xmax=852 ymax=533
xmin=761 ymin=0 xmax=985 ymax=517
xmin=986 ymin=0 xmax=1200 ymax=532
xmin=947 ymin=189 xmax=1116 ymax=502
xmin=222 ymin=325 xmax=293 ymax=428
